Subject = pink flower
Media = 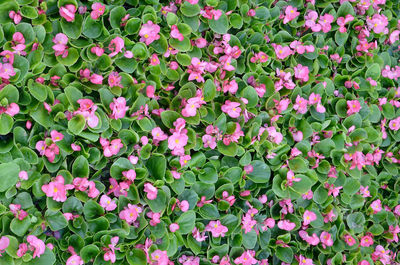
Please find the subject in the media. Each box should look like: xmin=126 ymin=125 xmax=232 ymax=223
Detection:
xmin=60 ymin=5 xmax=77 ymax=22
xmin=299 ymin=230 xmax=320 ymax=245
xmin=293 ymin=95 xmax=308 ymax=114
xmin=103 ymin=236 xmax=119 ymax=263
xmin=320 ymin=231 xmax=333 ymax=248
xmin=171 ymin=25 xmax=184 ymax=41
xmin=186 ymin=0 xmax=199 ymax=3
xmin=5 ymin=103 xmax=19 ymax=116
xmin=179 ymin=155 xmax=191 ymax=167
xmin=169 ymin=223 xmax=180 ymax=232
xmin=202 ymin=135 xmax=217 ymax=149
xmin=108 ymin=72 xmax=123 ymax=88
xmin=223 ymin=79 xmax=238 ymax=94
xmin=294 ymin=64 xmax=309 ymax=82
xmin=337 ymin=14 xmax=354 ymax=33
xmin=50 ymin=130 xmax=64 ymax=142
xmin=71 ymin=143 xmax=81 ymax=151
xmin=370 ymin=199 xmax=382 ymax=213
xmin=91 ymin=3 xmax=105 ymax=20
xmin=168 ymin=132 xmax=188 ymax=152
xmin=139 ymin=21 xmax=160 ymax=45
xmin=299 ymin=255 xmax=314 ymax=265
xmin=90 ymin=73 xmax=103 ymax=84
xmin=108 ymin=37 xmax=124 ymax=57
xmin=122 ymin=169 xmax=136 ymax=182
xmin=100 ymin=195 xmax=117 ymax=211
xmin=52 ymin=33 xmax=69 ymax=58
xmin=41 ymin=175 xmax=74 ymax=202
xmin=151 ymin=250 xmax=170 ymax=265
xmin=319 ymin=14 xmax=334 ymax=33
xmin=277 ymin=220 xmax=296 ymax=231
xmin=344 ymin=234 xmax=356 ymax=246
xmin=119 ymin=204 xmax=142 ymax=224
xmin=9 ymin=10 xmax=22 ymax=24
xmin=109 ymin=97 xmax=128 ymax=119
xmin=389 ymin=117 xmax=400 ymax=130
xmin=367 ymin=14 xmax=388 ymax=34
xmin=75 ymin=98 xmax=99 ymax=128
xmin=0 ymin=63 xmax=16 ymax=79
xmin=27 ymin=235 xmax=45 ymax=259
xmin=0 ymin=236 xmax=9 ymax=256
xmin=102 ymin=138 xmax=124 ymax=157
xmin=360 ymin=235 xmax=374 ymax=247
xmin=273 ymin=44 xmax=292 ymax=60
xmin=179 ymin=200 xmax=189 ymax=212
xmin=149 ymin=54 xmax=160 ymax=65
xmin=152 ymin=127 xmax=168 ymax=142
xmin=303 ymin=210 xmax=317 ymax=226
xmin=66 ymin=255 xmax=84 ymax=265
xmin=144 ymin=183 xmax=158 ymax=200
xmin=221 ymin=100 xmax=241 ymax=118
xmin=347 ymin=100 xmax=361 ymax=115
xmin=205 ymin=220 xmax=228 ymax=237
xmin=91 ymin=46 xmax=104 ymax=56
xmin=195 ymin=38 xmax=207 ymax=48
xmin=283 ymin=6 xmax=299 ymax=24
xmin=234 ymin=250 xmax=258 ymax=265
xmin=19 ymin=171 xmax=28 ymax=181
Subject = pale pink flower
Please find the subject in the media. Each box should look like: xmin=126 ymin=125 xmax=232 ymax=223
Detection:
xmin=205 ymin=220 xmax=228 ymax=237
xmin=151 ymin=250 xmax=169 ymax=265
xmin=223 ymin=79 xmax=238 ymax=94
xmin=319 ymin=14 xmax=334 ymax=33
xmin=144 ymin=183 xmax=158 ymax=200
xmin=179 ymin=154 xmax=191 ymax=167
xmin=19 ymin=171 xmax=28 ymax=181
xmin=152 ymin=127 xmax=168 ymax=142
xmin=293 ymin=95 xmax=308 ymax=114
xmin=347 ymin=100 xmax=361 ymax=115
xmin=299 ymin=255 xmax=314 ymax=265
xmin=195 ymin=38 xmax=207 ymax=48
xmin=273 ymin=44 xmax=293 ymax=59
xmin=122 ymin=169 xmax=136 ymax=181
xmin=139 ymin=21 xmax=160 ymax=45
xmin=299 ymin=230 xmax=320 ymax=245
xmin=283 ymin=6 xmax=299 ymax=24
xmin=367 ymin=14 xmax=388 ymax=34
xmin=90 ymin=73 xmax=103 ymax=84
xmin=221 ymin=100 xmax=241 ymax=118
xmin=50 ymin=130 xmax=64 ymax=142
xmin=91 ymin=3 xmax=105 ymax=20
xmin=27 ymin=235 xmax=45 ymax=258
xmin=100 ymin=195 xmax=117 ymax=211
xmin=108 ymin=37 xmax=124 ymax=57
xmin=60 ymin=5 xmax=77 ymax=22
xmin=66 ymin=255 xmax=84 ymax=265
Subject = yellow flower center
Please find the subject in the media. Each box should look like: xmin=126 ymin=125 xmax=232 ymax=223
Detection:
xmin=175 ymin=139 xmax=179 ymax=143
xmin=53 ymin=188 xmax=58 ymax=193
xmin=144 ymin=34 xmax=149 ymax=38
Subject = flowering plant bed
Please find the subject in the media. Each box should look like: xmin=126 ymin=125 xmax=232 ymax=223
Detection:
xmin=0 ymin=0 xmax=400 ymax=264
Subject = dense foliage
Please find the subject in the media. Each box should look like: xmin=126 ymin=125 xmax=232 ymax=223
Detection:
xmin=0 ymin=0 xmax=400 ymax=264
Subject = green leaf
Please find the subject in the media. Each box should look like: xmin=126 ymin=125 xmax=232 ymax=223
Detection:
xmin=276 ymin=246 xmax=293 ymax=263
xmin=28 ymin=248 xmax=56 ymax=265
xmin=347 ymin=212 xmax=365 ymax=233
xmin=56 ymin=47 xmax=79 ymax=66
xmin=217 ymin=141 xmax=238 ymax=156
xmin=0 ymin=162 xmax=19 ymax=192
xmin=365 ymin=63 xmax=381 ymax=80
xmin=336 ymin=1 xmax=356 ymax=17
xmin=203 ymin=79 xmax=216 ymax=101
xmin=28 ymin=80 xmax=47 ymax=101
xmin=146 ymin=155 xmax=166 ymax=180
xmin=313 ymin=185 xmax=328 ymax=204
xmin=60 ymin=14 xmax=83 ymax=39
xmin=229 ymin=13 xmax=243 ymax=29
xmin=209 ymin=14 xmax=229 ymax=34
xmin=83 ymin=200 xmax=104 ymax=220
xmin=82 ymin=17 xmax=103 ymax=39
xmin=180 ymin=2 xmax=200 ymax=17
xmin=288 ymin=157 xmax=309 ymax=173
xmin=45 ymin=210 xmax=68 ymax=231
xmin=110 ymin=158 xmax=134 ymax=179
xmin=146 ymin=189 xmax=167 ymax=213
xmin=247 ymin=160 xmax=271 ymax=183
xmin=161 ymin=110 xmax=181 ymax=128
xmin=68 ymin=114 xmax=86 ymax=135
xmin=72 ymin=155 xmax=89 ymax=178
xmin=10 ymin=216 xmax=31 ymax=237
xmin=177 ymin=210 xmax=196 ymax=234
xmin=80 ymin=245 xmax=99 ymax=263
xmin=126 ymin=249 xmax=147 ymax=265
xmin=0 ymin=114 xmax=13 ymax=135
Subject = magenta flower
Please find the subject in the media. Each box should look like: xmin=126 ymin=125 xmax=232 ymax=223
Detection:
xmin=347 ymin=100 xmax=361 ymax=115
xmin=0 ymin=236 xmax=9 ymax=256
xmin=171 ymin=25 xmax=184 ymax=41
xmin=9 ymin=10 xmax=22 ymax=24
xmin=108 ymin=37 xmax=124 ymax=57
xmin=202 ymin=135 xmax=217 ymax=149
xmin=283 ymin=6 xmax=299 ymax=24
xmin=344 ymin=234 xmax=356 ymax=246
xmin=102 ymin=138 xmax=123 ymax=157
xmin=4 ymin=102 xmax=19 ymax=116
xmin=360 ymin=235 xmax=374 ymax=247
xmin=91 ymin=3 xmax=105 ymax=20
xmin=75 ymin=98 xmax=99 ymax=128
xmin=151 ymin=250 xmax=170 ymax=265
xmin=52 ymin=33 xmax=69 ymax=58
xmin=109 ymin=97 xmax=128 ymax=119
xmin=144 ymin=183 xmax=158 ymax=200
xmin=50 ymin=130 xmax=64 ymax=142
xmin=42 ymin=175 xmax=74 ymax=202
xmin=221 ymin=100 xmax=241 ymax=118
xmin=91 ymin=46 xmax=104 ymax=56
xmin=100 ymin=195 xmax=117 ymax=211
xmin=119 ymin=204 xmax=142 ymax=224
xmin=149 ymin=54 xmax=160 ymax=65
xmin=139 ymin=21 xmax=160 ymax=45
xmin=319 ymin=14 xmax=334 ymax=33
xmin=27 ymin=235 xmax=45 ymax=258
xmin=205 ymin=220 xmax=228 ymax=237
xmin=299 ymin=255 xmax=314 ymax=265
xmin=59 ymin=5 xmax=77 ymax=22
